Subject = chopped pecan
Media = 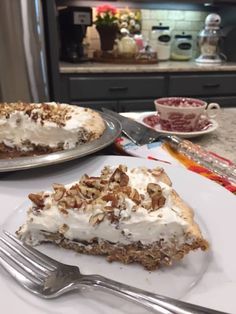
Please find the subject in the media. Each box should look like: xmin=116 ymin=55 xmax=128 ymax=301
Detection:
xmin=79 ymin=185 xmax=101 ymax=199
xmin=89 ymin=213 xmax=105 ymax=226
xmin=67 ymin=186 xmax=80 ymax=196
xmin=79 ymin=174 xmax=89 ymax=184
xmin=102 ymin=193 xmax=118 ymax=207
xmin=109 ymin=168 xmax=129 ymax=187
xmin=150 ymin=167 xmax=164 ymax=177
xmin=53 ymin=188 xmax=65 ymax=202
xmin=64 ymin=196 xmax=76 ymax=208
xmin=140 ymin=194 xmax=145 ymax=200
xmin=147 ymin=183 xmax=162 ymax=197
xmin=114 ymin=186 xmax=131 ymax=195
xmin=101 ymin=166 xmax=113 ymax=178
xmin=106 ymin=212 xmax=120 ymax=224
xmin=82 ymin=178 xmax=97 ymax=188
xmin=151 ymin=194 xmax=166 ymax=211
xmin=142 ymin=199 xmax=152 ymax=211
xmin=115 ymin=186 xmax=141 ymax=205
xmin=59 ymin=207 xmax=68 ymax=215
xmin=74 ymin=196 xmax=84 ymax=209
xmin=58 ymin=201 xmax=68 ymax=214
xmin=52 ymin=183 xmax=65 ymax=191
xmin=59 ymin=223 xmax=69 ymax=234
xmin=103 ymin=206 xmax=114 ymax=212
xmin=129 ymin=188 xmax=141 ymax=205
xmin=131 ymin=205 xmax=139 ymax=212
xmin=82 ymin=177 xmax=107 ymax=191
xmin=28 ymin=193 xmax=44 ymax=208
xmin=118 ymin=164 xmax=128 ymax=172
xmin=147 ymin=183 xmax=165 ymax=210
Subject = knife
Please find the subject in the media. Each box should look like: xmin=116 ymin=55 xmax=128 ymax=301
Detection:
xmin=103 ymin=108 xmax=164 ymax=146
xmin=102 ymin=108 xmax=236 ymax=184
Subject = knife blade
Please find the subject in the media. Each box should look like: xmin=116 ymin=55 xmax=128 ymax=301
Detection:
xmin=102 ymin=108 xmax=165 ymax=146
xmin=102 ymin=108 xmax=236 ymax=184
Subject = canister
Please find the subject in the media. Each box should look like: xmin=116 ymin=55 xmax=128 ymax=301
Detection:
xmin=150 ymin=24 xmax=171 ymax=61
xmin=171 ymin=32 xmax=193 ymax=61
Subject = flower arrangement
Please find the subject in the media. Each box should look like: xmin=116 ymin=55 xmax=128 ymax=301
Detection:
xmin=117 ymin=9 xmax=142 ymax=34
xmin=94 ymin=4 xmax=118 ymax=27
xmin=94 ymin=5 xmax=119 ymax=51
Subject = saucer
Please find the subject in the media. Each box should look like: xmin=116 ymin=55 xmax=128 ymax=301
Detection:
xmin=139 ymin=112 xmax=219 ymax=139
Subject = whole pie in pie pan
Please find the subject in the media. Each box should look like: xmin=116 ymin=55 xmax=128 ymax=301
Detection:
xmin=0 ymin=102 xmax=106 ymax=158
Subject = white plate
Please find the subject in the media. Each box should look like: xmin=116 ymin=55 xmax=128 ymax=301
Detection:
xmin=115 ymin=136 xmax=182 ymax=166
xmin=126 ymin=112 xmax=218 ymax=139
xmin=0 ymin=155 xmax=236 ymax=314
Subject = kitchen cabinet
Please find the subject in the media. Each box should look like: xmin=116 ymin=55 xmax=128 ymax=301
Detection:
xmin=43 ymin=1 xmax=236 ymax=109
xmin=119 ymin=99 xmax=155 ymax=112
xmin=68 ymin=75 xmax=166 ymax=101
xmin=43 ymin=0 xmax=236 ymax=107
xmin=70 ymin=100 xmax=118 ymax=111
xmin=60 ymin=71 xmax=236 ymax=111
xmin=70 ymin=99 xmax=155 ymax=112
xmin=60 ymin=73 xmax=167 ymax=111
xmin=168 ymin=74 xmax=236 ymax=97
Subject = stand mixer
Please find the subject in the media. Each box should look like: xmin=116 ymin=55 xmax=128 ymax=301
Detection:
xmin=196 ymin=13 xmax=224 ymax=65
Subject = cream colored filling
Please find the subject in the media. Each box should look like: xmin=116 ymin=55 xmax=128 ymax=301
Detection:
xmin=19 ymin=168 xmax=192 ymax=246
xmin=0 ymin=111 xmax=84 ymax=150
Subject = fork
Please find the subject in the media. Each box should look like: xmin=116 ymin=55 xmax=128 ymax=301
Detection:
xmin=0 ymin=231 xmax=230 ymax=314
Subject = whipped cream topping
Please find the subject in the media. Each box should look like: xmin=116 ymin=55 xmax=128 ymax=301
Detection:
xmin=19 ymin=166 xmax=192 ymax=246
xmin=0 ymin=102 xmax=105 ymax=150
xmin=0 ymin=111 xmax=82 ymax=150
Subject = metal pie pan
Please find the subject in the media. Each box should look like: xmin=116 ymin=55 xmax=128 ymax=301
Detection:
xmin=0 ymin=112 xmax=121 ymax=172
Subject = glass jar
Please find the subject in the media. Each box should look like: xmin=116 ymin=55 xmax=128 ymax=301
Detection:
xmin=171 ymin=33 xmax=193 ymax=61
xmin=150 ymin=24 xmax=171 ymax=61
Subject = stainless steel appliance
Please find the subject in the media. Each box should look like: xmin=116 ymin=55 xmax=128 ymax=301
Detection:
xmin=196 ymin=13 xmax=223 ymax=65
xmin=58 ymin=6 xmax=92 ymax=63
xmin=0 ymin=0 xmax=49 ymax=102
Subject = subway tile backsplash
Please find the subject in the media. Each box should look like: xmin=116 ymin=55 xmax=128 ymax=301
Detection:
xmin=86 ymin=8 xmax=208 ymax=59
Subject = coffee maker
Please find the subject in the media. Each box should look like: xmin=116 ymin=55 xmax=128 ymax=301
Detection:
xmin=58 ymin=6 xmax=92 ymax=63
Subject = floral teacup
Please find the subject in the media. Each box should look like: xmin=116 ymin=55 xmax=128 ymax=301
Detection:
xmin=154 ymin=97 xmax=220 ymax=132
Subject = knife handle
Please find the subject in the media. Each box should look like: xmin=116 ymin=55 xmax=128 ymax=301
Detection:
xmin=166 ymin=136 xmax=236 ymax=184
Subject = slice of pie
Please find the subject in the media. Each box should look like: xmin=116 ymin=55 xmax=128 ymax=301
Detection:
xmin=0 ymin=102 xmax=105 ymax=158
xmin=17 ymin=165 xmax=209 ymax=270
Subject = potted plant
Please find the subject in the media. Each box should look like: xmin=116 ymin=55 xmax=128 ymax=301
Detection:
xmin=94 ymin=4 xmax=119 ymax=51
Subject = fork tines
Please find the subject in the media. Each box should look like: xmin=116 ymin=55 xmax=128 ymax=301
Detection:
xmin=0 ymin=231 xmax=56 ymax=286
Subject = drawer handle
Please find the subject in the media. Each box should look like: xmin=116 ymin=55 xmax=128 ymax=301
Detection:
xmin=203 ymin=83 xmax=220 ymax=89
xmin=109 ymin=86 xmax=128 ymax=92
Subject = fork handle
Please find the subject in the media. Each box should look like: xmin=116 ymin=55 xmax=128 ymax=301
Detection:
xmin=78 ymin=274 xmax=229 ymax=314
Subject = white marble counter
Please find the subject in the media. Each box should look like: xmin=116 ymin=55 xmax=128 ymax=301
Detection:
xmin=60 ymin=61 xmax=236 ymax=74
xmin=122 ymin=108 xmax=236 ymax=163
xmin=192 ymin=108 xmax=236 ymax=163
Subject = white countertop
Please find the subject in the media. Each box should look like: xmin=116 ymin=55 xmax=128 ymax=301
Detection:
xmin=122 ymin=108 xmax=236 ymax=164
xmin=192 ymin=108 xmax=236 ymax=164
